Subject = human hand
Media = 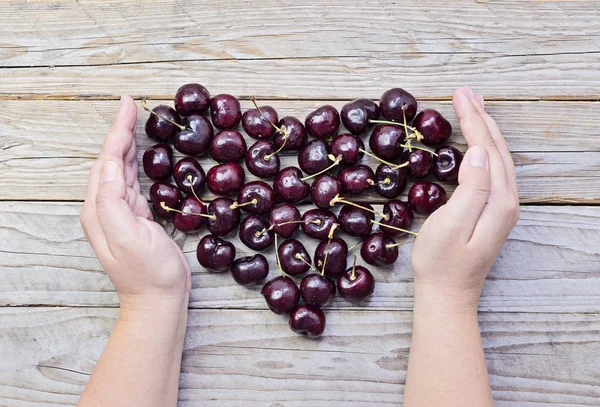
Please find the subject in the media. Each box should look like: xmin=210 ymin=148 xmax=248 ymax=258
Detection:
xmin=410 ymin=86 xmax=519 ymax=312
xmin=80 ymin=96 xmax=191 ymax=314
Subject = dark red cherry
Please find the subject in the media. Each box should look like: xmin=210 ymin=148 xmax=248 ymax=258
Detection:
xmin=210 ymin=94 xmax=242 ymax=130
xmin=379 ymin=200 xmax=414 ymax=237
xmin=361 ymin=233 xmax=399 ymax=266
xmin=274 ymin=116 xmax=308 ymax=151
xmin=149 ymin=182 xmax=182 ymax=217
xmin=210 ymin=130 xmax=247 ymax=162
xmin=289 ymin=304 xmax=326 ymax=338
xmin=207 ymin=197 xmax=240 ymax=236
xmin=273 ymin=167 xmax=310 ymax=204
xmin=174 ymin=115 xmax=213 ymax=156
xmin=143 ymin=144 xmax=173 ymax=181
xmin=341 ymin=98 xmax=380 ymax=135
xmin=173 ymin=196 xmax=207 ymax=232
xmin=300 ymin=274 xmax=336 ymax=307
xmin=413 ymin=109 xmax=452 ymax=146
xmin=329 ymin=133 xmax=364 ymax=165
xmin=278 ymin=239 xmax=311 ymax=276
xmin=174 ymin=83 xmax=211 ymax=115
xmin=310 ymin=174 xmax=342 ymax=209
xmin=172 ymin=157 xmax=206 ymax=195
xmin=206 ymin=163 xmax=245 ymax=195
xmin=337 ymin=265 xmax=375 ymax=302
xmin=145 ymin=105 xmax=181 ymax=142
xmin=369 ymin=124 xmax=406 ymax=161
xmin=245 ymin=140 xmax=280 ymax=178
xmin=314 ymin=238 xmax=348 ymax=277
xmin=196 ymin=234 xmax=235 ymax=273
xmin=261 ymin=276 xmax=300 ymax=314
xmin=375 ymin=164 xmax=407 ymax=199
xmin=305 ymin=105 xmax=340 ymax=139
xmin=239 ymin=215 xmax=274 ymax=251
xmin=242 ymin=105 xmax=278 ymax=139
xmin=434 ymin=146 xmax=463 ymax=183
xmin=337 ymin=165 xmax=375 ymax=195
xmin=338 ymin=204 xmax=373 ymax=238
xmin=231 ymin=254 xmax=269 ymax=286
xmin=408 ymin=181 xmax=448 ymax=215
xmin=298 ymin=139 xmax=331 ymax=175
xmin=269 ymin=203 xmax=301 ymax=238
xmin=379 ymin=88 xmax=417 ymax=123
xmin=301 ymin=209 xmax=338 ymax=240
xmin=237 ymin=181 xmax=275 ymax=215
xmin=403 ymin=149 xmax=433 ymax=178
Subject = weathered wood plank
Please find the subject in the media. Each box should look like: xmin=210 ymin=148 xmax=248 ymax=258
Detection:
xmin=0 ymin=307 xmax=599 ymax=406
xmin=1 ymin=203 xmax=599 ymax=312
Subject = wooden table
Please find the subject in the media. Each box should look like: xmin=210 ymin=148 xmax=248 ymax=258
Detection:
xmin=1 ymin=1 xmax=600 ymax=406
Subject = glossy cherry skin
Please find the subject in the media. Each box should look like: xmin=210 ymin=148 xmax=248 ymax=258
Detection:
xmin=206 ymin=163 xmax=245 ymax=195
xmin=305 ymin=105 xmax=340 ymax=139
xmin=174 ymin=83 xmax=211 ymax=115
xmin=330 ymin=133 xmax=364 ymax=165
xmin=237 ymin=181 xmax=275 ymax=215
xmin=338 ymin=165 xmax=375 ymax=195
xmin=242 ymin=105 xmax=278 ymax=139
xmin=269 ymin=203 xmax=301 ymax=238
xmin=403 ymin=149 xmax=433 ymax=178
xmin=172 ymin=157 xmax=206 ymax=195
xmin=314 ymin=238 xmax=348 ymax=277
xmin=300 ymin=274 xmax=336 ymax=307
xmin=369 ymin=124 xmax=406 ymax=161
xmin=408 ymin=181 xmax=448 ymax=214
xmin=338 ymin=204 xmax=373 ymax=238
xmin=175 ymin=115 xmax=213 ymax=156
xmin=273 ymin=167 xmax=310 ymax=204
xmin=337 ymin=266 xmax=375 ymax=302
xmin=210 ymin=130 xmax=247 ymax=162
xmin=207 ymin=197 xmax=240 ymax=236
xmin=278 ymin=239 xmax=311 ymax=276
xmin=261 ymin=276 xmax=300 ymax=314
xmin=434 ymin=146 xmax=463 ymax=183
xmin=210 ymin=94 xmax=242 ymax=130
xmin=361 ymin=233 xmax=399 ymax=266
xmin=301 ymin=209 xmax=338 ymax=240
xmin=289 ymin=304 xmax=326 ymax=338
xmin=380 ymin=200 xmax=414 ymax=237
xmin=413 ymin=109 xmax=452 ymax=146
xmin=143 ymin=144 xmax=173 ymax=181
xmin=239 ymin=215 xmax=274 ymax=251
xmin=145 ymin=105 xmax=181 ymax=142
xmin=341 ymin=98 xmax=380 ymax=135
xmin=379 ymin=88 xmax=418 ymax=123
xmin=197 ymin=234 xmax=235 ymax=272
xmin=298 ymin=139 xmax=331 ymax=175
xmin=274 ymin=117 xmax=308 ymax=151
xmin=231 ymin=254 xmax=269 ymax=286
xmin=245 ymin=140 xmax=280 ymax=178
xmin=149 ymin=182 xmax=182 ymax=217
xmin=173 ymin=196 xmax=207 ymax=232
xmin=310 ymin=174 xmax=342 ymax=209
xmin=375 ymin=164 xmax=407 ymax=199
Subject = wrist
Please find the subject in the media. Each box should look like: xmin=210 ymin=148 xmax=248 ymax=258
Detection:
xmin=413 ymin=282 xmax=481 ymax=318
xmin=118 ymin=292 xmax=189 ymax=323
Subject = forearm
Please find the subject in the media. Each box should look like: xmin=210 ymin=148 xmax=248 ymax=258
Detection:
xmin=404 ymin=286 xmax=493 ymax=407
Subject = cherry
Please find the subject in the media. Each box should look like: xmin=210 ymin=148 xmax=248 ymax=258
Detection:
xmin=172 ymin=157 xmax=206 ymax=195
xmin=289 ymin=304 xmax=326 ymax=338
xmin=206 ymin=163 xmax=245 ymax=195
xmin=338 ymin=204 xmax=374 ymax=238
xmin=236 ymin=181 xmax=275 ymax=215
xmin=231 ymin=254 xmax=269 ymax=286
xmin=242 ymin=104 xmax=278 ymax=139
xmin=210 ymin=94 xmax=242 ymax=130
xmin=369 ymin=124 xmax=406 ymax=161
xmin=361 ymin=233 xmax=399 ymax=266
xmin=196 ymin=234 xmax=236 ymax=273
xmin=298 ymin=139 xmax=331 ymax=175
xmin=413 ymin=109 xmax=452 ymax=146
xmin=207 ymin=197 xmax=240 ymax=236
xmin=374 ymin=164 xmax=408 ymax=199
xmin=273 ymin=116 xmax=307 ymax=151
xmin=341 ymin=98 xmax=380 ymax=135
xmin=310 ymin=174 xmax=342 ymax=209
xmin=338 ymin=165 xmax=375 ymax=195
xmin=379 ymin=88 xmax=418 ymax=123
xmin=143 ymin=103 xmax=182 ymax=142
xmin=245 ymin=140 xmax=280 ymax=178
xmin=314 ymin=237 xmax=348 ymax=277
xmin=301 ymin=209 xmax=338 ymax=240
xmin=268 ymin=203 xmax=301 ymax=238
xmin=434 ymin=146 xmax=463 ymax=183
xmin=210 ymin=130 xmax=247 ymax=162
xmin=403 ymin=149 xmax=433 ymax=178
xmin=172 ymin=196 xmax=207 ymax=232
xmin=305 ymin=105 xmax=340 ymax=139
xmin=278 ymin=239 xmax=312 ymax=276
xmin=300 ymin=274 xmax=336 ymax=307
xmin=261 ymin=276 xmax=300 ymax=314
xmin=329 ymin=133 xmax=364 ymax=165
xmin=378 ymin=200 xmax=414 ymax=237
xmin=337 ymin=262 xmax=375 ymax=302
xmin=143 ymin=144 xmax=173 ymax=181
xmin=273 ymin=167 xmax=310 ymax=204
xmin=174 ymin=83 xmax=211 ymax=115
xmin=174 ymin=114 xmax=213 ymax=156
xmin=239 ymin=215 xmax=274 ymax=251
xmin=408 ymin=181 xmax=448 ymax=214
xmin=149 ymin=182 xmax=182 ymax=217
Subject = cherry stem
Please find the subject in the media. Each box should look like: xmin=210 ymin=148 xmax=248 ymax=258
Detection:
xmin=329 ymin=194 xmax=388 ymax=219
xmin=295 ymin=253 xmax=318 ymax=273
xmin=275 ymin=219 xmax=321 ymax=228
xmin=274 ymin=233 xmax=286 ymax=276
xmin=140 ymin=100 xmax=187 ymax=131
xmin=350 ymin=255 xmax=357 ymax=281
xmin=159 ymin=202 xmax=216 ymax=219
xmin=185 ymin=175 xmax=207 ymax=205
xmin=230 ymin=199 xmax=258 ymax=210
xmin=327 ymin=223 xmax=339 ymax=239
xmin=385 ymin=238 xmax=417 ymax=248
xmin=250 ymin=96 xmax=285 ymax=134
xmin=264 ymin=129 xmax=289 ymax=161
xmin=398 ymin=144 xmax=437 ymax=156
xmin=300 ymin=154 xmax=342 ymax=181
xmin=371 ymin=220 xmax=418 ymax=236
xmin=358 ymin=148 xmax=408 ymax=170
xmin=348 ymin=239 xmax=363 ymax=253
xmin=369 ymin=119 xmax=424 ymax=142
xmin=320 ymin=239 xmax=332 ymax=276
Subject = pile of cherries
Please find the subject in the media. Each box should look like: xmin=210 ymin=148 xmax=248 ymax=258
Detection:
xmin=142 ymin=84 xmax=462 ymax=338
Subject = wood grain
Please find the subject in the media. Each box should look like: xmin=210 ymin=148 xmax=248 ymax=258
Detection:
xmin=1 ymin=307 xmax=599 ymax=406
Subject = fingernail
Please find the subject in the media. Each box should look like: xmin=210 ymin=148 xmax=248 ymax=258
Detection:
xmin=469 ymin=146 xmax=488 ymax=169
xmin=101 ymin=161 xmax=118 ymax=183
xmin=478 ymin=95 xmax=485 ymax=108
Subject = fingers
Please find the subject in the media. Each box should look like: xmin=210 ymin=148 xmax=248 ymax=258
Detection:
xmin=102 ymin=96 xmax=137 ymax=161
